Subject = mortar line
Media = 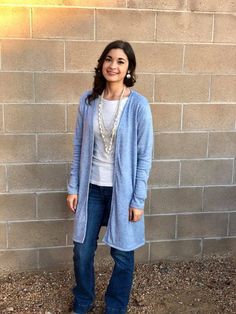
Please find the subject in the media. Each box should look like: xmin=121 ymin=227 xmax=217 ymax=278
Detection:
xmin=182 ymin=44 xmax=186 ymax=72
xmin=175 ymin=215 xmax=178 ymax=239
xmin=178 ymin=160 xmax=181 ymax=187
xmin=206 ymin=131 xmax=210 ymax=157
xmin=148 ymin=242 xmax=151 ymax=263
xmin=1 ymin=36 xmax=236 ymax=45
xmin=152 ymin=73 xmax=156 ymax=102
xmin=227 ymin=212 xmax=230 ymax=236
xmin=208 ymin=75 xmax=212 ymax=102
xmin=65 ymin=104 xmax=68 ymax=132
xmin=30 ymin=8 xmax=33 ymax=38
xmin=2 ymin=104 xmax=5 ymax=133
xmin=35 ymin=192 xmax=39 ymax=219
xmin=231 ymin=158 xmax=235 ymax=184
xmin=93 ymin=9 xmax=96 ymax=40
xmin=63 ymin=40 xmax=66 ymax=71
xmin=35 ymin=133 xmax=38 ymax=162
xmin=0 ymin=4 xmax=234 ymax=15
xmin=200 ymin=238 xmax=203 ymax=257
xmin=6 ymin=222 xmax=9 ymax=249
xmin=211 ymin=13 xmax=215 ymax=43
xmin=201 ymin=187 xmax=204 ymax=212
xmin=5 ymin=164 xmax=8 ymax=192
xmin=33 ymin=72 xmax=36 ymax=103
xmin=154 ymin=11 xmax=157 ymax=42
xmin=180 ymin=103 xmax=184 ymax=131
xmin=2 ymin=69 xmax=236 ymax=75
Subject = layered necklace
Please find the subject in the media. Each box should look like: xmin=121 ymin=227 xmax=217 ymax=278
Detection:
xmin=98 ymin=85 xmax=126 ymax=154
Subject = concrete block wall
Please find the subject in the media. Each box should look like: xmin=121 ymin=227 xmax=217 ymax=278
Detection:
xmin=0 ymin=0 xmax=235 ymax=271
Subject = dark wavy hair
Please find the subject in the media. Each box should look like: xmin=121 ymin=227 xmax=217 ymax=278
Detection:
xmin=86 ymin=40 xmax=136 ymax=104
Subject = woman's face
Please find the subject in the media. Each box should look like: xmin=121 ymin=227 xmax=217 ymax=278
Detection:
xmin=102 ymin=48 xmax=129 ymax=84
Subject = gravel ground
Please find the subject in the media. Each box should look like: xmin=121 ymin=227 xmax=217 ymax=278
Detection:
xmin=0 ymin=252 xmax=235 ymax=314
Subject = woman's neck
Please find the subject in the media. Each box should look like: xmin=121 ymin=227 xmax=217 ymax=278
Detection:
xmin=103 ymin=83 xmax=126 ymax=100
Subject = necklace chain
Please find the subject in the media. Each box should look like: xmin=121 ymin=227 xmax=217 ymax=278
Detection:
xmin=98 ymin=86 xmax=126 ymax=154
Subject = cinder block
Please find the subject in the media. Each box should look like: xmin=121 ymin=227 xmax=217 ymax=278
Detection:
xmin=8 ymin=164 xmax=67 ymax=191
xmin=188 ymin=0 xmax=236 ymax=12
xmin=96 ymin=10 xmax=155 ymax=41
xmin=149 ymin=161 xmax=179 ymax=187
xmin=5 ymin=104 xmax=66 ymax=133
xmin=151 ymin=104 xmax=181 ymax=131
xmin=32 ymin=8 xmax=94 ymax=39
xmin=214 ymin=14 xmax=236 ymax=43
xmin=39 ymin=246 xmax=73 ymax=269
xmin=0 ymin=193 xmax=36 ymax=221
xmin=211 ymin=75 xmax=236 ymax=102
xmin=133 ymin=43 xmax=183 ymax=73
xmin=0 ymin=7 xmax=30 ymax=38
xmin=67 ymin=104 xmax=78 ymax=132
xmin=183 ymin=104 xmax=236 ymax=131
xmin=156 ymin=12 xmax=212 ymax=42
xmin=0 ymin=223 xmax=7 ymax=248
xmin=38 ymin=134 xmax=73 ymax=161
xmin=229 ymin=212 xmax=236 ymax=236
xmin=0 ymin=135 xmax=36 ymax=162
xmin=204 ymin=186 xmax=236 ymax=212
xmin=184 ymin=45 xmax=236 ymax=74
xmin=135 ymin=243 xmax=149 ymax=263
xmin=0 ymin=106 xmax=3 ymax=132
xmin=0 ymin=250 xmax=38 ymax=272
xmin=35 ymin=73 xmax=92 ymax=103
xmin=150 ymin=239 xmax=201 ymax=261
xmin=208 ymin=132 xmax=236 ymax=157
xmin=155 ymin=75 xmax=209 ymax=102
xmin=150 ymin=187 xmax=202 ymax=214
xmin=2 ymin=40 xmax=64 ymax=71
xmin=154 ymin=133 xmax=208 ymax=159
xmin=134 ymin=74 xmax=154 ymax=102
xmin=38 ymin=192 xmax=73 ymax=219
xmin=65 ymin=41 xmax=108 ymax=71
xmin=203 ymin=238 xmax=236 ymax=255
xmin=0 ymin=72 xmax=34 ymax=103
xmin=181 ymin=159 xmax=233 ymax=186
xmin=145 ymin=215 xmax=176 ymax=240
xmin=128 ymin=0 xmax=186 ymax=10
xmin=0 ymin=166 xmax=6 ymax=192
xmin=177 ymin=213 xmax=228 ymax=238
xmin=8 ymin=220 xmax=69 ymax=248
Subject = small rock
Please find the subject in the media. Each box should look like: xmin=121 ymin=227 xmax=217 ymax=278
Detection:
xmin=6 ymin=307 xmax=14 ymax=312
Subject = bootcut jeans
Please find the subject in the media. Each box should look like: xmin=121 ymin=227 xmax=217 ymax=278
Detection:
xmin=72 ymin=183 xmax=134 ymax=314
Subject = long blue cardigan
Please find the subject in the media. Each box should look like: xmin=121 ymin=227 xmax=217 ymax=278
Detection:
xmin=68 ymin=89 xmax=153 ymax=251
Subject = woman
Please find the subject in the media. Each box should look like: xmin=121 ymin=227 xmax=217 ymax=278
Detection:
xmin=67 ymin=40 xmax=153 ymax=314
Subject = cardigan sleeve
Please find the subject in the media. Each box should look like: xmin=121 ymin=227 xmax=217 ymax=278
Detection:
xmin=67 ymin=94 xmax=85 ymax=195
xmin=130 ymin=99 xmax=153 ymax=209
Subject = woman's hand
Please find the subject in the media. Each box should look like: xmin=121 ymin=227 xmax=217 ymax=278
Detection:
xmin=129 ymin=207 xmax=144 ymax=222
xmin=67 ymin=194 xmax=78 ymax=213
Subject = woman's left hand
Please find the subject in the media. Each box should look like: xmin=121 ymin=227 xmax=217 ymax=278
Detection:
xmin=129 ymin=207 xmax=144 ymax=222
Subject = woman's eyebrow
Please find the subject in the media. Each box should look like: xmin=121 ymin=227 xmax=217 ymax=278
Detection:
xmin=106 ymin=55 xmax=127 ymax=61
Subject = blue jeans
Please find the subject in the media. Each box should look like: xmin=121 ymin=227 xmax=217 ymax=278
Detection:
xmin=73 ymin=184 xmax=134 ymax=314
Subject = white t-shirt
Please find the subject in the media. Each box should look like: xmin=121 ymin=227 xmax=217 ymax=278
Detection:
xmin=90 ymin=97 xmax=128 ymax=186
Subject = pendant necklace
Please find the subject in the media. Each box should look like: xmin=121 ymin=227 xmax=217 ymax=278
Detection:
xmin=98 ymin=85 xmax=126 ymax=154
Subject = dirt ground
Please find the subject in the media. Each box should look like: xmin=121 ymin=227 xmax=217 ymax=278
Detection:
xmin=0 ymin=252 xmax=235 ymax=314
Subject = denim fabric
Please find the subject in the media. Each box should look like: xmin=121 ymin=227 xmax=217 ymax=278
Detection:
xmin=73 ymin=184 xmax=134 ymax=314
xmin=68 ymin=90 xmax=153 ymax=250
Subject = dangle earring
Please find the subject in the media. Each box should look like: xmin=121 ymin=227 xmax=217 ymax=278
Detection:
xmin=126 ymin=71 xmax=131 ymax=79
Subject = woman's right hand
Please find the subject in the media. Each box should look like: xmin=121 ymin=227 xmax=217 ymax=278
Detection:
xmin=67 ymin=194 xmax=78 ymax=213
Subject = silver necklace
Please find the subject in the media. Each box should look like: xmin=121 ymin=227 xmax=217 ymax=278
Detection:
xmin=98 ymin=86 xmax=126 ymax=154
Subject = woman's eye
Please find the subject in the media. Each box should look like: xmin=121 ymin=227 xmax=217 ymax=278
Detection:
xmin=118 ymin=61 xmax=125 ymax=64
